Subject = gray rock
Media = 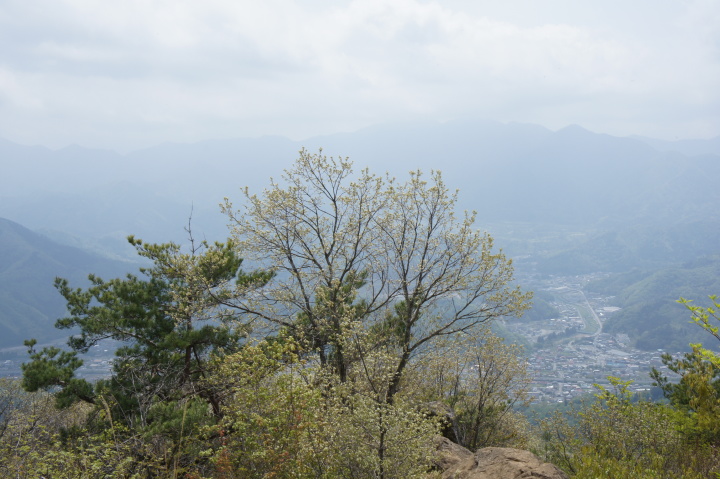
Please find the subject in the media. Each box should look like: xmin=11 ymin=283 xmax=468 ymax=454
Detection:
xmin=433 ymin=437 xmax=568 ymax=479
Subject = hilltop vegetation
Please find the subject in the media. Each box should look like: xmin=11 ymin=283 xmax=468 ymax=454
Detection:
xmin=3 ymin=150 xmax=720 ymax=478
xmin=12 ymin=152 xmax=532 ymax=478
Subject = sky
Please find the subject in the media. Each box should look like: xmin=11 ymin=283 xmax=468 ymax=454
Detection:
xmin=0 ymin=0 xmax=718 ymax=152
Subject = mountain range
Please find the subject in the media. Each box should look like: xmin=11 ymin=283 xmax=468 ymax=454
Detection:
xmin=1 ymin=119 xmax=719 ymax=350
xmin=3 ymin=120 xmax=719 ymax=252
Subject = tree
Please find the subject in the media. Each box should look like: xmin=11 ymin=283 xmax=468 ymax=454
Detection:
xmin=406 ymin=328 xmax=532 ymax=450
xmin=538 ymin=378 xmax=701 ymax=479
xmin=222 ymin=149 xmax=531 ymax=403
xmin=537 ymin=293 xmax=720 ymax=479
xmin=21 ymin=234 xmax=271 ymax=437
xmin=219 ymin=150 xmax=530 ymax=479
xmin=204 ymin=336 xmax=439 ymax=479
xmin=651 ymin=295 xmax=720 ymax=444
xmin=679 ymin=295 xmax=720 ymax=370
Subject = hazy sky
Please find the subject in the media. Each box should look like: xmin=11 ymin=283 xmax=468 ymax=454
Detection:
xmin=1 ymin=0 xmax=718 ymax=151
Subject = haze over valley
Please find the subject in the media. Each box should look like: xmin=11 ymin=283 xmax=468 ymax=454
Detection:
xmin=4 ymin=3 xmax=720 ymax=475
xmin=2 ymin=121 xmax=719 ymax=402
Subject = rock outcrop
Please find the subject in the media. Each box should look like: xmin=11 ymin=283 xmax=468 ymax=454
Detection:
xmin=434 ymin=437 xmax=568 ymax=479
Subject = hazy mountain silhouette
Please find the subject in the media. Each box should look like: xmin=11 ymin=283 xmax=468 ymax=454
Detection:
xmin=0 ymin=217 xmax=133 ymax=348
xmin=3 ymin=121 xmax=719 ymax=246
xmin=632 ymin=134 xmax=720 ymax=157
xmin=2 ymin=121 xmax=720 ymax=350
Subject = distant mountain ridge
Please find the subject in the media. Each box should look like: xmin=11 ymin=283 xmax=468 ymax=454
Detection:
xmin=2 ymin=121 xmax=720 ymax=351
xmin=0 ymin=217 xmax=133 ymax=348
xmin=631 ymin=134 xmax=720 ymax=157
xmin=3 ymin=120 xmax=719 ymax=246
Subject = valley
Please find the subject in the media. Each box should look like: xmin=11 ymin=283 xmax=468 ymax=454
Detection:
xmin=0 ymin=272 xmax=680 ymax=405
xmin=504 ymin=273 xmax=673 ymax=403
xmin=1 ymin=122 xmax=718 ymax=406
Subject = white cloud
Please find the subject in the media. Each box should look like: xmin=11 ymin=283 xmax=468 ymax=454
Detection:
xmin=0 ymin=0 xmax=717 ymax=149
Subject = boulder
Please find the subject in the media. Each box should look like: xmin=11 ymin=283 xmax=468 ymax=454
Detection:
xmin=433 ymin=437 xmax=568 ymax=479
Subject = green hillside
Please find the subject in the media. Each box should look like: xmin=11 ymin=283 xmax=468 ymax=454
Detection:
xmin=586 ymin=256 xmax=720 ymax=351
xmin=536 ymin=219 xmax=720 ymax=275
xmin=0 ymin=218 xmax=132 ymax=348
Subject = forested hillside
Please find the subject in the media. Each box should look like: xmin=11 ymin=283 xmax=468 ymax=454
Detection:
xmin=537 ymin=221 xmax=720 ymax=275
xmin=586 ymin=257 xmax=720 ymax=351
xmin=0 ymin=218 xmax=132 ymax=348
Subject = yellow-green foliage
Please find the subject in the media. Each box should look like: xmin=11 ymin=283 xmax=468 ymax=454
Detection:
xmin=204 ymin=339 xmax=322 ymax=478
xmin=315 ymin=389 xmax=439 ymax=479
xmin=0 ymin=378 xmax=152 ymax=478
xmin=14 ymin=151 xmax=535 ymax=478
xmin=570 ymin=449 xmax=707 ymax=479
xmin=680 ymin=296 xmax=720 ymax=439
xmin=539 ymin=377 xmax=720 ymax=478
xmin=651 ymin=296 xmax=720 ymax=444
xmin=404 ymin=329 xmax=532 ymax=450
xmin=205 ymin=338 xmax=439 ymax=479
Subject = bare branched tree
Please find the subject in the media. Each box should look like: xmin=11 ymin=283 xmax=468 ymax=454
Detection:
xmin=222 ymin=149 xmax=531 ymax=402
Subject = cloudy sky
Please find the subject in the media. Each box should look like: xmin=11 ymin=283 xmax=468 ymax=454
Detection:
xmin=1 ymin=0 xmax=718 ymax=151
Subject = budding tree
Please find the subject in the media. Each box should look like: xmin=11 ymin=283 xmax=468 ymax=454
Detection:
xmin=222 ymin=149 xmax=530 ymax=401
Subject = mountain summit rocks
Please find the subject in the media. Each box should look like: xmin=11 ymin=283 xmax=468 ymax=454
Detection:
xmin=433 ymin=437 xmax=568 ymax=479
